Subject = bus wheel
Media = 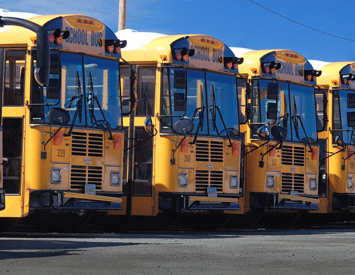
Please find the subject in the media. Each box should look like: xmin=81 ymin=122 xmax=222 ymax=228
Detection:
xmin=0 ymin=218 xmax=20 ymax=233
xmin=31 ymin=210 xmax=92 ymax=233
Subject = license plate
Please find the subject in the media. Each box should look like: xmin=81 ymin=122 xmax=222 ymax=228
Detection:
xmin=207 ymin=187 xmax=217 ymax=197
xmin=85 ymin=184 xmax=96 ymax=195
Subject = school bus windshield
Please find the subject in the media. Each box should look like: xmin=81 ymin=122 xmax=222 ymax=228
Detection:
xmin=252 ymin=79 xmax=317 ymax=142
xmin=333 ymin=89 xmax=355 ymax=144
xmin=31 ymin=51 xmax=122 ymax=129
xmin=160 ymin=67 xmax=239 ymax=136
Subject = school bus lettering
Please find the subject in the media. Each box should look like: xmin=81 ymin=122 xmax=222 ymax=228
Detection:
xmin=66 ymin=27 xmax=90 ymax=46
xmin=190 ymin=45 xmax=211 ymax=62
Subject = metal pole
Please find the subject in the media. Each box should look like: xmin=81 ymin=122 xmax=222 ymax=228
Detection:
xmin=118 ymin=0 xmax=127 ymax=30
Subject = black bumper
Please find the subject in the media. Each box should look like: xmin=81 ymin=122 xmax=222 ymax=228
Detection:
xmin=159 ymin=192 xmax=241 ymax=212
xmin=29 ymin=190 xmax=122 ymax=210
xmin=250 ymin=192 xmax=319 ymax=211
xmin=333 ymin=193 xmax=355 ymax=210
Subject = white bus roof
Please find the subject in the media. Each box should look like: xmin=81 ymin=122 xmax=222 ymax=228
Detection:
xmin=0 ymin=8 xmax=40 ymax=32
xmin=230 ymin=47 xmax=254 ymax=57
xmin=115 ymin=29 xmax=166 ymax=51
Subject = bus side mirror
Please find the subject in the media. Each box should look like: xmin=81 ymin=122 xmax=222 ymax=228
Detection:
xmin=144 ymin=117 xmax=155 ymax=135
xmin=256 ymin=125 xmax=270 ymax=140
xmin=335 ymin=136 xmax=345 ymax=147
xmin=173 ymin=118 xmax=194 ymax=135
xmin=47 ymin=107 xmax=70 ymax=126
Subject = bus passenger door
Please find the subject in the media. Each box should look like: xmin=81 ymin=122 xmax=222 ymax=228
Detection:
xmin=122 ymin=66 xmax=156 ymax=216
xmin=0 ymin=49 xmax=26 ymax=215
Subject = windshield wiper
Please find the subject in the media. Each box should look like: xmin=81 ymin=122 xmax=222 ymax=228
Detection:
xmin=191 ymin=84 xmax=205 ymax=144
xmin=87 ymin=72 xmax=114 ymax=140
xmin=65 ymin=71 xmax=83 ymax=137
xmin=209 ymin=84 xmax=234 ymax=147
xmin=291 ymin=95 xmax=312 ymax=152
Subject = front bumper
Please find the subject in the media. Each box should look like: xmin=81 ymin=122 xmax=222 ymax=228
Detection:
xmin=29 ymin=190 xmax=122 ymax=210
xmin=333 ymin=193 xmax=355 ymax=211
xmin=250 ymin=192 xmax=319 ymax=211
xmin=159 ymin=192 xmax=241 ymax=212
xmin=0 ymin=189 xmax=4 ymax=210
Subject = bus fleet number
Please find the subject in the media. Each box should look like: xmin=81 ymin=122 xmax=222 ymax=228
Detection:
xmin=57 ymin=149 xmax=65 ymax=158
xmin=184 ymin=155 xmax=191 ymax=162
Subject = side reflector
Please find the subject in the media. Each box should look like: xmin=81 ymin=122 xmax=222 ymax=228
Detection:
xmin=113 ymin=134 xmax=122 ymax=150
xmin=268 ymin=143 xmax=276 ymax=157
xmin=181 ymin=138 xmax=189 ymax=153
xmin=53 ymin=130 xmax=63 ymax=146
xmin=312 ymin=147 xmax=319 ymax=161
xmin=232 ymin=142 xmax=240 ymax=156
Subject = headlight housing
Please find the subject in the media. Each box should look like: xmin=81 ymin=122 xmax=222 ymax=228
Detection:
xmin=347 ymin=176 xmax=354 ymax=189
xmin=266 ymin=175 xmax=275 ymax=188
xmin=179 ymin=173 xmax=188 ymax=187
xmin=51 ymin=168 xmax=62 ymax=184
xmin=230 ymin=175 xmax=239 ymax=189
xmin=310 ymin=178 xmax=318 ymax=190
xmin=110 ymin=171 xmax=121 ymax=186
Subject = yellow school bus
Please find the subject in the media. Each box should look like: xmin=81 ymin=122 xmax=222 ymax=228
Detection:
xmin=237 ymin=49 xmax=321 ymax=221
xmin=113 ymin=31 xmax=245 ymax=230
xmin=315 ymin=62 xmax=355 ymax=216
xmin=0 ymin=12 xmax=126 ymax=232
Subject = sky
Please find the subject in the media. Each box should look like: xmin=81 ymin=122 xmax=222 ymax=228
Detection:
xmin=1 ymin=0 xmax=355 ymax=63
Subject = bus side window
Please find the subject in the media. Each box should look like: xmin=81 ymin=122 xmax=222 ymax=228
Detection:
xmin=316 ymin=91 xmax=327 ymax=131
xmin=4 ymin=50 xmax=26 ymax=106
xmin=120 ymin=66 xmax=131 ymax=115
xmin=136 ymin=67 xmax=155 ymax=117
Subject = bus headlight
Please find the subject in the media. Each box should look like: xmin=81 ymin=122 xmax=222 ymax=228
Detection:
xmin=310 ymin=178 xmax=318 ymax=190
xmin=110 ymin=171 xmax=121 ymax=186
xmin=230 ymin=175 xmax=239 ymax=189
xmin=179 ymin=173 xmax=188 ymax=187
xmin=266 ymin=175 xmax=275 ymax=188
xmin=347 ymin=176 xmax=354 ymax=189
xmin=51 ymin=168 xmax=62 ymax=184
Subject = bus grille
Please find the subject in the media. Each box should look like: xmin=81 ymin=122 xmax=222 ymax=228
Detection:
xmin=70 ymin=165 xmax=103 ymax=191
xmin=71 ymin=132 xmax=104 ymax=157
xmin=282 ymin=145 xmax=304 ymax=166
xmin=281 ymin=173 xmax=304 ymax=194
xmin=195 ymin=170 xmax=223 ymax=193
xmin=196 ymin=140 xmax=223 ymax=162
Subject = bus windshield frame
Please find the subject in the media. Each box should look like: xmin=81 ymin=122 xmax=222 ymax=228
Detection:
xmin=160 ymin=66 xmax=240 ymax=137
xmin=332 ymin=89 xmax=355 ymax=145
xmin=30 ymin=50 xmax=123 ymax=130
xmin=251 ymin=78 xmax=318 ymax=142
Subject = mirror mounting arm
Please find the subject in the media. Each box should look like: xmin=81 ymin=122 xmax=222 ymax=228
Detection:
xmin=243 ymin=140 xmax=269 ymax=156
xmin=259 ymin=140 xmax=282 ymax=167
xmin=170 ymin=134 xmax=187 ymax=165
xmin=41 ymin=125 xmax=64 ymax=159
